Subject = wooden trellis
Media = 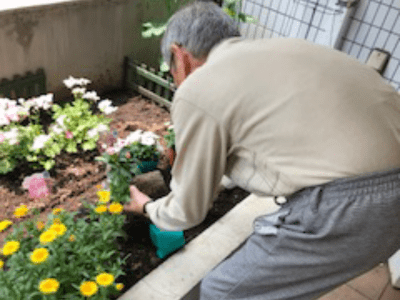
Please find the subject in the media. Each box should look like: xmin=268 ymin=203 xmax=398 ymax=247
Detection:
xmin=0 ymin=69 xmax=46 ymax=99
xmin=124 ymin=56 xmax=176 ymax=110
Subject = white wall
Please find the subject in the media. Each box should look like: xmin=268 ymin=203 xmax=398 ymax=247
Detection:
xmin=0 ymin=0 xmax=166 ymax=99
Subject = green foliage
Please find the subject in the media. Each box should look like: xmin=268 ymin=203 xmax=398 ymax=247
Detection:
xmin=0 ymin=205 xmax=127 ymax=299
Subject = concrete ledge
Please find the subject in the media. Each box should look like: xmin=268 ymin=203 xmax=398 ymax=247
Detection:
xmin=118 ymin=194 xmax=280 ymax=300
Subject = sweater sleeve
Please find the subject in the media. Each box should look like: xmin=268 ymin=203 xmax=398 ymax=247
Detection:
xmin=145 ymin=99 xmax=228 ymax=231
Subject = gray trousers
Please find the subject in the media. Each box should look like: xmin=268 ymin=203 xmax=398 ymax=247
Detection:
xmin=200 ymin=168 xmax=400 ymax=300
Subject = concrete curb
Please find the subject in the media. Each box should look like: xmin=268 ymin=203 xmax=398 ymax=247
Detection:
xmin=118 ymin=194 xmax=280 ymax=300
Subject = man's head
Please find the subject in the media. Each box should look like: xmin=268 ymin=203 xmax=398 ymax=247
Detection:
xmin=161 ymin=1 xmax=241 ymax=86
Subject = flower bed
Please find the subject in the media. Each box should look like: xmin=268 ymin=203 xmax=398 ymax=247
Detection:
xmin=0 ymin=84 xmax=250 ymax=297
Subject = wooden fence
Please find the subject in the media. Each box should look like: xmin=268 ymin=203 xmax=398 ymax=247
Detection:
xmin=0 ymin=69 xmax=46 ymax=99
xmin=124 ymin=57 xmax=176 ymax=110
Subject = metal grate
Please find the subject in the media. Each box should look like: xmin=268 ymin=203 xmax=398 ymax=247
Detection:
xmin=0 ymin=69 xmax=46 ymax=99
xmin=239 ymin=0 xmax=400 ymax=91
xmin=340 ymin=0 xmax=400 ymax=90
xmin=240 ymin=0 xmax=347 ymax=46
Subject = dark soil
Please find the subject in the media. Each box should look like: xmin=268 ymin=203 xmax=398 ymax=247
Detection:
xmin=0 ymin=91 xmax=250 ymax=296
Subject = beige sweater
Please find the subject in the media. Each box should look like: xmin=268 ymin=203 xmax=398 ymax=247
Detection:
xmin=147 ymin=37 xmax=400 ymax=231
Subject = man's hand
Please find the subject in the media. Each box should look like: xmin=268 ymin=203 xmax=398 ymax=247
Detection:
xmin=124 ymin=185 xmax=152 ymax=214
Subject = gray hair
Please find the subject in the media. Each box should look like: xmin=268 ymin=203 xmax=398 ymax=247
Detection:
xmin=161 ymin=1 xmax=241 ymax=68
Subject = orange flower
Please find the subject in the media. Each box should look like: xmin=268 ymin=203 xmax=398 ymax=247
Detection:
xmin=36 ymin=221 xmax=45 ymax=231
xmin=108 ymin=202 xmax=123 ymax=214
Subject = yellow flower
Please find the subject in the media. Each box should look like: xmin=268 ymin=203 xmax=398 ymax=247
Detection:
xmin=36 ymin=221 xmax=45 ymax=231
xmin=39 ymin=230 xmax=57 ymax=245
xmin=0 ymin=220 xmax=12 ymax=232
xmin=97 ymin=190 xmax=110 ymax=203
xmin=30 ymin=248 xmax=49 ymax=264
xmin=115 ymin=283 xmax=124 ymax=291
xmin=52 ymin=208 xmax=63 ymax=215
xmin=0 ymin=260 xmax=4 ymax=269
xmin=80 ymin=281 xmax=98 ymax=297
xmin=1 ymin=241 xmax=20 ymax=256
xmin=48 ymin=223 xmax=67 ymax=237
xmin=96 ymin=184 xmax=102 ymax=189
xmin=68 ymin=234 xmax=76 ymax=242
xmin=53 ymin=218 xmax=61 ymax=224
xmin=96 ymin=273 xmax=114 ymax=287
xmin=108 ymin=202 xmax=123 ymax=214
xmin=95 ymin=205 xmax=107 ymax=214
xmin=39 ymin=278 xmax=59 ymax=295
xmin=13 ymin=204 xmax=29 ymax=218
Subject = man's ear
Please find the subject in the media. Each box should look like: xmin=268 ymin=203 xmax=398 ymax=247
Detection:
xmin=170 ymin=44 xmax=192 ymax=78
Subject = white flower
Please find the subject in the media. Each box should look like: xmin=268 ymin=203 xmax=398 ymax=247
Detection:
xmin=63 ymin=76 xmax=91 ymax=89
xmin=33 ymin=94 xmax=53 ymax=110
xmin=83 ymin=91 xmax=100 ymax=102
xmin=56 ymin=115 xmax=67 ymax=128
xmin=50 ymin=125 xmax=64 ymax=135
xmin=4 ymin=128 xmax=19 ymax=145
xmin=103 ymin=106 xmax=118 ymax=115
xmin=87 ymin=128 xmax=98 ymax=138
xmin=141 ymin=135 xmax=156 ymax=146
xmin=32 ymin=134 xmax=51 ymax=150
xmin=6 ymin=106 xmax=20 ymax=122
xmin=0 ymin=110 xmax=10 ymax=126
xmin=98 ymin=99 xmax=113 ymax=111
xmin=125 ymin=130 xmax=143 ymax=144
xmin=114 ymin=138 xmax=127 ymax=153
xmin=96 ymin=124 xmax=108 ymax=133
xmin=72 ymin=87 xmax=86 ymax=95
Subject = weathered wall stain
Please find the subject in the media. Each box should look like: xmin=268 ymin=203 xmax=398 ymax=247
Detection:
xmin=5 ymin=15 xmax=39 ymax=51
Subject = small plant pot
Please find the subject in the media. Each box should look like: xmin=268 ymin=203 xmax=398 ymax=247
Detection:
xmin=149 ymin=224 xmax=185 ymax=259
xmin=138 ymin=160 xmax=159 ymax=173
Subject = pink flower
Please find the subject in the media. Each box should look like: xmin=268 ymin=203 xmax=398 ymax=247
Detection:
xmin=0 ymin=134 xmax=4 ymax=143
xmin=106 ymin=147 xmax=116 ymax=155
xmin=65 ymin=131 xmax=73 ymax=139
xmin=28 ymin=177 xmax=50 ymax=199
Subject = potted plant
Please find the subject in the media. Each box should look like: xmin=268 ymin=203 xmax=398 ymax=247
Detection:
xmin=96 ymin=129 xmax=162 ymax=203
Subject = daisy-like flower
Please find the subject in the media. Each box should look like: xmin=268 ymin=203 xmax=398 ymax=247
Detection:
xmin=95 ymin=205 xmax=107 ymax=214
xmin=125 ymin=130 xmax=143 ymax=144
xmin=80 ymin=281 xmax=98 ymax=297
xmin=115 ymin=283 xmax=124 ymax=291
xmin=52 ymin=218 xmax=61 ymax=224
xmin=96 ymin=273 xmax=114 ymax=287
xmin=39 ymin=230 xmax=58 ymax=245
xmin=0 ymin=220 xmax=12 ymax=232
xmin=30 ymin=248 xmax=49 ymax=264
xmin=48 ymin=223 xmax=67 ymax=237
xmin=0 ymin=260 xmax=4 ymax=269
xmin=68 ymin=234 xmax=76 ymax=242
xmin=36 ymin=221 xmax=45 ymax=231
xmin=97 ymin=190 xmax=110 ymax=203
xmin=14 ymin=204 xmax=29 ymax=218
xmin=1 ymin=241 xmax=20 ymax=256
xmin=108 ymin=202 xmax=123 ymax=214
xmin=52 ymin=208 xmax=64 ymax=215
xmin=97 ymin=99 xmax=112 ymax=110
xmin=39 ymin=278 xmax=59 ymax=295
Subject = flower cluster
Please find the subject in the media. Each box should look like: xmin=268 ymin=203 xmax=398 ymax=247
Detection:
xmin=0 ymin=195 xmax=127 ymax=299
xmin=0 ymin=76 xmax=114 ymax=174
xmin=96 ymin=130 xmax=162 ymax=203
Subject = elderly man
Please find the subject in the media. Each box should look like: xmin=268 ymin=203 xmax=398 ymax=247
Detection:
xmin=126 ymin=2 xmax=400 ymax=299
